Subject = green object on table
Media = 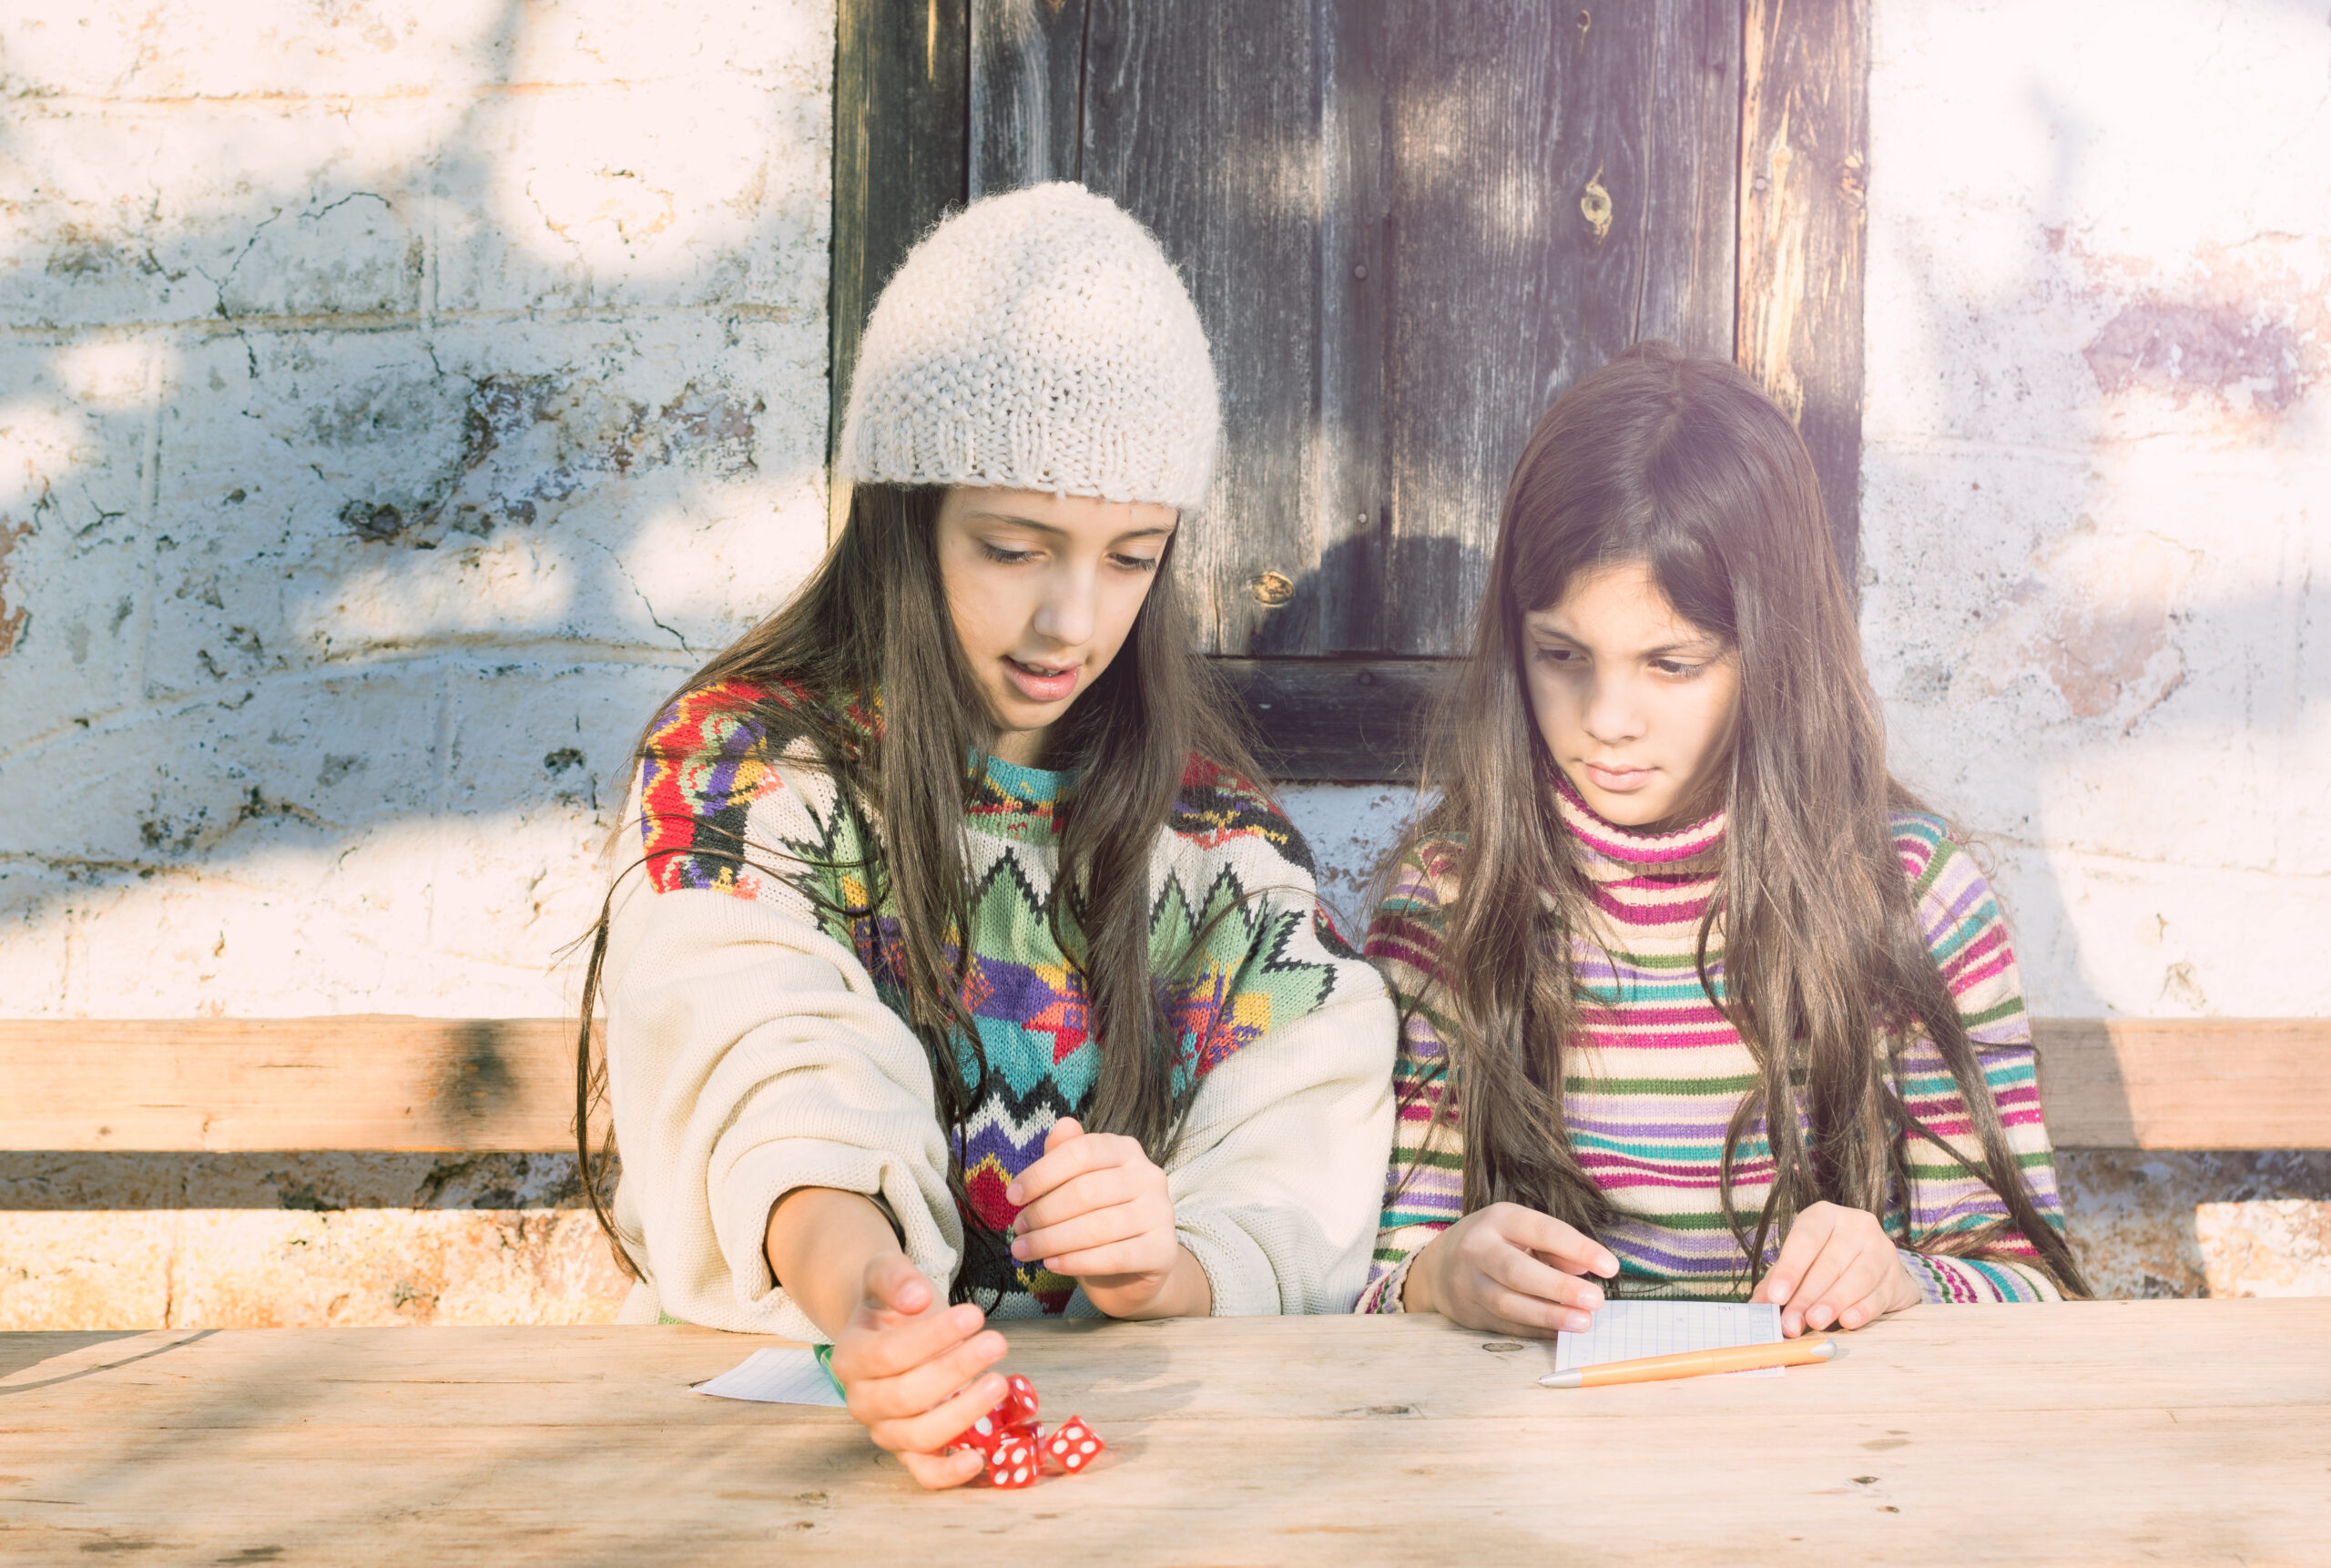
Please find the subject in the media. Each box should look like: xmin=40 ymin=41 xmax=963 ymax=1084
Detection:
xmin=813 ymin=1342 xmax=842 ymax=1398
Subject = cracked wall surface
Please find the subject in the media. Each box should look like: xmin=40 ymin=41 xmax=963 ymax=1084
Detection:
xmin=1 ymin=1 xmax=834 ymax=1017
xmin=2 ymin=1 xmax=2326 ymax=1329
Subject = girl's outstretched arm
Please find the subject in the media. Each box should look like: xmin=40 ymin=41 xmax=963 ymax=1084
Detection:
xmin=769 ymin=1188 xmax=1004 ymax=1491
xmin=601 ymin=697 xmax=967 ymax=1339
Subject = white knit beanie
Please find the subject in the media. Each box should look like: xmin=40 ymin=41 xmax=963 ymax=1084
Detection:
xmin=836 ymin=182 xmax=1220 ymax=512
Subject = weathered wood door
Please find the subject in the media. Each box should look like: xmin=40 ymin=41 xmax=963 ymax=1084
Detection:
xmin=834 ymin=0 xmax=1866 ymax=777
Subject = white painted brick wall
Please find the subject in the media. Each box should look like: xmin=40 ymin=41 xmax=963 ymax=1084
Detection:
xmin=1 ymin=0 xmax=836 ymax=1020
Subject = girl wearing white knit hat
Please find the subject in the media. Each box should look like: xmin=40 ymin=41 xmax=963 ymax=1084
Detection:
xmin=576 ymin=184 xmax=1395 ymax=1487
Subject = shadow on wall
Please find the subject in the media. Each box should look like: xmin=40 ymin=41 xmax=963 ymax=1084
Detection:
xmin=0 ymin=0 xmax=836 ymax=1012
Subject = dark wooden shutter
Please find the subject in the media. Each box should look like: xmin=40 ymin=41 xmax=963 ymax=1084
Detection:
xmin=836 ymin=0 xmax=1867 ymax=780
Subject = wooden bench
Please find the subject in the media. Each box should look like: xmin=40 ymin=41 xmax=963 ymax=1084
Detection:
xmin=0 ymin=1016 xmax=2323 ymax=1153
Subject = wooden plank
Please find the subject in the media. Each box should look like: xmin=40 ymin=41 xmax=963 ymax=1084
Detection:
xmin=6 ymin=1302 xmax=2326 ymax=1429
xmin=830 ymin=0 xmax=971 ymax=537
xmin=1378 ymin=1 xmax=1740 ymax=656
xmin=1217 ymin=656 xmax=1441 ymax=783
xmin=1079 ymin=2 xmax=1327 ymax=658
xmin=3 ymin=1017 xmax=2317 ymax=1154
xmin=969 ymin=0 xmax=1086 ymax=194
xmin=1316 ymin=0 xmax=1389 ymax=655
xmin=2031 ymin=1018 xmax=2331 ymax=1151
xmin=5 ymin=1408 xmax=2324 ymax=1563
xmin=1637 ymin=0 xmax=1744 ymax=352
xmin=1737 ymin=0 xmax=1870 ymax=591
xmin=0 ymin=1018 xmax=585 ymax=1153
xmin=1 ymin=1305 xmax=2327 ymax=1564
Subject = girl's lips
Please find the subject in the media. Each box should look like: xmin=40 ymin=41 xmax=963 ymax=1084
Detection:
xmin=1583 ymin=761 xmax=1654 ymax=793
xmin=1003 ymin=657 xmax=1081 ymax=704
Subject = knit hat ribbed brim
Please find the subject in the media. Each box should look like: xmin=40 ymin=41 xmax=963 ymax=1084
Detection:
xmin=836 ymin=182 xmax=1220 ymax=513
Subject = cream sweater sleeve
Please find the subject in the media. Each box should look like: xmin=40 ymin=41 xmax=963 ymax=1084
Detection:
xmin=1160 ymin=970 xmax=1397 ymax=1316
xmin=600 ymin=779 xmax=962 ymax=1340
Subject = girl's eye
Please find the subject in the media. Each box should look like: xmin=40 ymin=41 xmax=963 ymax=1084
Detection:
xmin=979 ymin=542 xmax=1038 ymax=565
xmin=1533 ymin=645 xmax=1582 ymax=666
xmin=1654 ymin=658 xmax=1705 ymax=678
xmin=1110 ymin=553 xmax=1161 ymax=573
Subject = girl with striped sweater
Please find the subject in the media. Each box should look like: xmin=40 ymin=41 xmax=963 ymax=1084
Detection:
xmin=1361 ymin=342 xmax=2087 ymax=1339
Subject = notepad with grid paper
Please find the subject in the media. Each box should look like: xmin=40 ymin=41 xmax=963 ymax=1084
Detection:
xmin=1552 ymin=1301 xmax=1787 ymax=1379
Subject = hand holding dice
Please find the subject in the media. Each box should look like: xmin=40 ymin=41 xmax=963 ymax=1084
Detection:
xmin=823 ymin=1255 xmax=1109 ymax=1491
xmin=951 ymin=1374 xmax=1108 ymax=1489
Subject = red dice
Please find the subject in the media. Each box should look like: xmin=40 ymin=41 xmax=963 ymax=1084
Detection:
xmin=954 ymin=1374 xmax=1039 ymax=1459
xmin=1043 ymin=1416 xmax=1104 ymax=1473
xmin=985 ymin=1428 xmax=1041 ymax=1489
xmin=947 ymin=1374 xmax=1104 ymax=1487
xmin=955 ymin=1404 xmax=1011 ymax=1455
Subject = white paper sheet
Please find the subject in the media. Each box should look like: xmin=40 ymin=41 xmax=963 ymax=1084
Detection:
xmin=1552 ymin=1300 xmax=1786 ymax=1379
xmin=691 ymin=1347 xmax=847 ymax=1406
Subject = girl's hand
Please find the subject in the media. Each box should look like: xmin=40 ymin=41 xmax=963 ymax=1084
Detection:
xmin=828 ymin=1254 xmax=1010 ymax=1490
xmin=1402 ymin=1201 xmax=1620 ymax=1337
xmin=1751 ymin=1200 xmax=1923 ymax=1337
xmin=1006 ymin=1117 xmax=1204 ymax=1319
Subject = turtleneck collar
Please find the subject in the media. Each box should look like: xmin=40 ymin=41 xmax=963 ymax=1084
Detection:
xmin=1552 ymin=769 xmax=1726 ymax=881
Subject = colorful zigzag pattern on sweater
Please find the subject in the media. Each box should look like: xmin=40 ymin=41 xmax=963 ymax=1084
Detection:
xmin=639 ymin=680 xmax=1353 ymax=1317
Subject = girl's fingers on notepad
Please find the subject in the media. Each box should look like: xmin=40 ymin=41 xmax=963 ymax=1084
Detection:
xmin=1786 ymin=1251 xmax=1859 ymax=1336
xmin=1481 ymin=1289 xmax=1592 ymax=1338
xmin=1756 ymin=1206 xmax=1834 ymax=1308
xmin=1426 ymin=1204 xmax=1608 ymax=1336
xmin=1808 ymin=1244 xmax=1900 ymax=1330
xmin=1495 ymin=1246 xmax=1605 ymax=1314
xmin=1759 ymin=1202 xmax=1916 ymax=1336
xmin=1832 ymin=1279 xmax=1895 ymax=1331
xmin=1825 ymin=1250 xmax=1924 ymax=1329
xmin=1503 ymin=1207 xmax=1621 ymax=1278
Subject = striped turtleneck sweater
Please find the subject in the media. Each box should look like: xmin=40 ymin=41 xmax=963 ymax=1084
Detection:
xmin=1357 ymin=780 xmax=2070 ymax=1313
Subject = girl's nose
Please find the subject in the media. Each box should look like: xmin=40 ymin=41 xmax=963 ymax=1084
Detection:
xmin=1582 ymin=675 xmax=1646 ymax=744
xmin=1031 ymin=570 xmax=1098 ymax=647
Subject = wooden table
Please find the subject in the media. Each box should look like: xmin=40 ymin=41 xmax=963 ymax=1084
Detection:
xmin=4 ymin=1299 xmax=2327 ymax=1564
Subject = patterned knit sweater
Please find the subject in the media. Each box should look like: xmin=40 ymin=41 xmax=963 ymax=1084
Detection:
xmin=1359 ymin=780 xmax=2070 ymax=1314
xmin=601 ymin=681 xmax=1396 ymax=1338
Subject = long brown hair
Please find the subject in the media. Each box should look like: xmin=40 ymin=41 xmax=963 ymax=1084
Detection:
xmin=574 ymin=483 xmax=1265 ymax=1295
xmin=1407 ymin=341 xmax=2087 ymax=1296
